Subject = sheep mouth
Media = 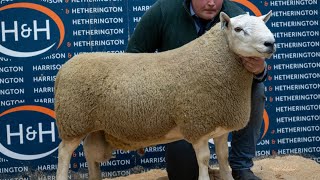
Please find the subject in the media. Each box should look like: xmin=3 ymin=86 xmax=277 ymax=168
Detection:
xmin=256 ymin=49 xmax=275 ymax=58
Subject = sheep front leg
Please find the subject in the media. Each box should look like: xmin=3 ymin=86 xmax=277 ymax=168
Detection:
xmin=56 ymin=137 xmax=83 ymax=180
xmin=214 ymin=133 xmax=233 ymax=180
xmin=193 ymin=137 xmax=210 ymax=180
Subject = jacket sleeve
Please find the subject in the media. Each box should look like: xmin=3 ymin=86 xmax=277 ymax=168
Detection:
xmin=126 ymin=1 xmax=163 ymax=53
xmin=223 ymin=0 xmax=246 ymax=17
xmin=253 ymin=62 xmax=268 ymax=83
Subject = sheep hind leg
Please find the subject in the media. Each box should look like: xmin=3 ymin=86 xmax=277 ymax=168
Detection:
xmin=84 ymin=130 xmax=113 ymax=180
xmin=56 ymin=137 xmax=83 ymax=180
xmin=192 ymin=136 xmax=211 ymax=180
xmin=213 ymin=133 xmax=233 ymax=180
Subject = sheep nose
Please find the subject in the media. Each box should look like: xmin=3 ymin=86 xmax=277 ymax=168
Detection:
xmin=264 ymin=41 xmax=274 ymax=47
xmin=264 ymin=41 xmax=276 ymax=53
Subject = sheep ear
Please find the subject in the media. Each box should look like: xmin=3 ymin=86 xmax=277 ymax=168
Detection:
xmin=260 ymin=10 xmax=272 ymax=23
xmin=220 ymin=12 xmax=230 ymax=30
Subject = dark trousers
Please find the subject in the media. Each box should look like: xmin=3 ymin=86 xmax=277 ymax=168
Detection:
xmin=165 ymin=82 xmax=265 ymax=180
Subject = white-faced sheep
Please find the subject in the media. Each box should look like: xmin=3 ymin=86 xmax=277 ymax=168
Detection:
xmin=55 ymin=11 xmax=275 ymax=180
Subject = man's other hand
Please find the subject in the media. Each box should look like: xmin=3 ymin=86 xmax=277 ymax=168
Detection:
xmin=241 ymin=57 xmax=265 ymax=75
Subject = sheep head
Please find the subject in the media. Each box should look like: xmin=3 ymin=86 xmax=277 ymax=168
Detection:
xmin=220 ymin=11 xmax=276 ymax=58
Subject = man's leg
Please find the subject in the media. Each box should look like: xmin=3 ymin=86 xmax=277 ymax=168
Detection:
xmin=229 ymin=82 xmax=265 ymax=180
xmin=166 ymin=140 xmax=199 ymax=180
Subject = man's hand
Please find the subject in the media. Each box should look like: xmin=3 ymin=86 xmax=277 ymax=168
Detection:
xmin=241 ymin=57 xmax=265 ymax=75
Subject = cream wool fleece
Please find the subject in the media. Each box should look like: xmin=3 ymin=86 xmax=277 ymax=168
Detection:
xmin=54 ymin=23 xmax=253 ymax=150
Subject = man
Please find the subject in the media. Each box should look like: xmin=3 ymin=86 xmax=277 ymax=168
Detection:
xmin=126 ymin=0 xmax=267 ymax=179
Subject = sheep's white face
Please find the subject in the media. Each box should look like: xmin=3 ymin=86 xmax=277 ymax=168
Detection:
xmin=220 ymin=11 xmax=276 ymax=58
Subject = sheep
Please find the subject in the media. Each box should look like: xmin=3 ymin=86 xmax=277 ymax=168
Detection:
xmin=55 ymin=11 xmax=275 ymax=180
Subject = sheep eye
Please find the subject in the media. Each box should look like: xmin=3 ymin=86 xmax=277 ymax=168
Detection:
xmin=234 ymin=27 xmax=243 ymax=32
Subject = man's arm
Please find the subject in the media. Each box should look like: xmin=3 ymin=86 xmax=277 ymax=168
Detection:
xmin=126 ymin=1 xmax=163 ymax=53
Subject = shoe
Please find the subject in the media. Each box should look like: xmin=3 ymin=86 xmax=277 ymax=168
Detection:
xmin=232 ymin=169 xmax=261 ymax=180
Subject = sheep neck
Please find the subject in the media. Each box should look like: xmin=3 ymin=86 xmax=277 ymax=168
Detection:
xmin=167 ymin=24 xmax=249 ymax=87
